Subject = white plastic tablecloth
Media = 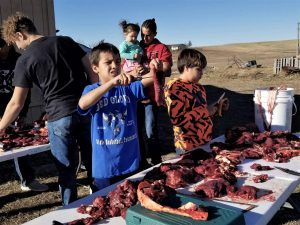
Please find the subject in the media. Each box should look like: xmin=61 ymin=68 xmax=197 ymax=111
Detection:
xmin=22 ymin=136 xmax=300 ymax=225
xmin=0 ymin=144 xmax=50 ymax=162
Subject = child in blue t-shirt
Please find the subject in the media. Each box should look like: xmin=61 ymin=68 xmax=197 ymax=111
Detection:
xmin=78 ymin=41 xmax=154 ymax=190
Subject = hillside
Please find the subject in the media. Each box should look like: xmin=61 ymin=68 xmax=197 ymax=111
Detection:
xmin=198 ymin=39 xmax=298 ymax=68
xmin=171 ymin=39 xmax=298 ymax=68
xmin=170 ymin=39 xmax=300 ymax=94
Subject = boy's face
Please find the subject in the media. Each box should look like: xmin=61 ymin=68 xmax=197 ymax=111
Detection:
xmin=92 ymin=51 xmax=121 ymax=83
xmin=185 ymin=66 xmax=203 ymax=83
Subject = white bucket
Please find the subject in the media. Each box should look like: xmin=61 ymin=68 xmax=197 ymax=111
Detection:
xmin=253 ymin=87 xmax=296 ymax=132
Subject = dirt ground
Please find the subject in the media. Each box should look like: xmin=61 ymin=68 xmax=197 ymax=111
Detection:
xmin=1 ymin=40 xmax=300 ymax=225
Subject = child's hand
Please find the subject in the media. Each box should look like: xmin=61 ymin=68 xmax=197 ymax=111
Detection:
xmin=209 ymin=98 xmax=230 ymax=117
xmin=113 ymin=73 xmax=133 ymax=86
xmin=219 ymin=98 xmax=229 ymax=115
xmin=128 ymin=65 xmax=147 ymax=76
xmin=208 ymin=92 xmax=230 ymax=117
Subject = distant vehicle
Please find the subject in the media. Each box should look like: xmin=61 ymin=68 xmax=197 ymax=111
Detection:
xmin=243 ymin=60 xmax=262 ymax=68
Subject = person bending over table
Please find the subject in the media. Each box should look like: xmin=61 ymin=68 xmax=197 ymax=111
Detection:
xmin=0 ymin=36 xmax=48 ymax=192
xmin=0 ymin=13 xmax=97 ymax=205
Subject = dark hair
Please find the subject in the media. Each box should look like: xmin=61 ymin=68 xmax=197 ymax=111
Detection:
xmin=119 ymin=20 xmax=140 ymax=35
xmin=89 ymin=41 xmax=120 ymax=65
xmin=14 ymin=16 xmax=37 ymax=34
xmin=177 ymin=49 xmax=207 ymax=73
xmin=141 ymin=18 xmax=157 ymax=34
xmin=2 ymin=13 xmax=38 ymax=44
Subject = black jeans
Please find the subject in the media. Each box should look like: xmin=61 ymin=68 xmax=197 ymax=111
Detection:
xmin=137 ymin=102 xmax=162 ymax=165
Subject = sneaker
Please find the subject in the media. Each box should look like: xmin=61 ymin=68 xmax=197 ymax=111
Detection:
xmin=21 ymin=180 xmax=49 ymax=192
xmin=89 ymin=184 xmax=99 ymax=194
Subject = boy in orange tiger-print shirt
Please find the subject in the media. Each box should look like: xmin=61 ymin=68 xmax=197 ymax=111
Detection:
xmin=164 ymin=49 xmax=229 ymax=154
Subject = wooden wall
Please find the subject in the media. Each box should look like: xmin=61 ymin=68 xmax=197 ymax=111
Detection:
xmin=0 ymin=0 xmax=56 ymax=123
xmin=0 ymin=0 xmax=55 ymax=36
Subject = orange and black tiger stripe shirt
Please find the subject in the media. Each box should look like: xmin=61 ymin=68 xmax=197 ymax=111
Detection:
xmin=164 ymin=78 xmax=213 ymax=151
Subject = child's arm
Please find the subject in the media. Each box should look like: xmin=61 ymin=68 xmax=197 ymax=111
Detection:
xmin=78 ymin=74 xmax=134 ymax=110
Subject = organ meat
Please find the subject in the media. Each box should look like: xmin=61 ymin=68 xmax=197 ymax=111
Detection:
xmin=227 ymin=185 xmax=258 ymax=200
xmin=252 ymin=174 xmax=269 ymax=183
xmin=137 ymin=180 xmax=208 ymax=221
xmin=250 ymin=163 xmax=273 ymax=171
xmin=151 ymin=67 xmax=165 ymax=107
xmin=164 ymin=165 xmax=200 ymax=189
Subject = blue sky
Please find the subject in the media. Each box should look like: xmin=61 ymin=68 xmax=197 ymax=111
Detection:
xmin=54 ymin=0 xmax=300 ymax=48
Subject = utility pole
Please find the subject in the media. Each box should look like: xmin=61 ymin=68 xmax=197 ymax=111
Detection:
xmin=298 ymin=22 xmax=300 ymax=57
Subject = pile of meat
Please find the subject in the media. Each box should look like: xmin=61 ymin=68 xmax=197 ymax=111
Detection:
xmin=63 ymin=125 xmax=300 ymax=225
xmin=0 ymin=120 xmax=49 ymax=151
xmin=65 ymin=180 xmax=138 ymax=225
xmin=211 ymin=125 xmax=300 ymax=163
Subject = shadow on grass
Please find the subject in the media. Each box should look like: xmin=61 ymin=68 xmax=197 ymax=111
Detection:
xmin=0 ymin=201 xmax=62 ymax=220
xmin=0 ymin=181 xmax=59 ymax=208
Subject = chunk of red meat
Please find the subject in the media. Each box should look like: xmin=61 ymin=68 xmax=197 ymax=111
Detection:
xmin=194 ymin=178 xmax=232 ymax=198
xmin=250 ymin=163 xmax=273 ymax=171
xmin=253 ymin=174 xmax=269 ymax=183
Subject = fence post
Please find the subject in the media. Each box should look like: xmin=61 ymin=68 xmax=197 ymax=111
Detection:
xmin=273 ymin=59 xmax=277 ymax=74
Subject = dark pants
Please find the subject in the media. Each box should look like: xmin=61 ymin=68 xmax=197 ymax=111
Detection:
xmin=137 ymin=102 xmax=162 ymax=166
xmin=14 ymin=156 xmax=35 ymax=186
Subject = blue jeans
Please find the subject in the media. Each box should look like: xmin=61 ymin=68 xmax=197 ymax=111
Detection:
xmin=138 ymin=102 xmax=162 ymax=165
xmin=144 ymin=103 xmax=156 ymax=138
xmin=14 ymin=156 xmax=35 ymax=186
xmin=47 ymin=112 xmax=92 ymax=206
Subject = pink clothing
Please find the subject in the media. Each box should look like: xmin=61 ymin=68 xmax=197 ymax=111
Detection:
xmin=122 ymin=59 xmax=141 ymax=72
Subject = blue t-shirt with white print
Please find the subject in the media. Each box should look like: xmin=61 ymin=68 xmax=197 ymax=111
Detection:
xmin=78 ymin=81 xmax=145 ymax=179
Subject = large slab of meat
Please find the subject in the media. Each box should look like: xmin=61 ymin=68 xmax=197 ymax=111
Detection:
xmin=137 ymin=180 xmax=208 ymax=221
